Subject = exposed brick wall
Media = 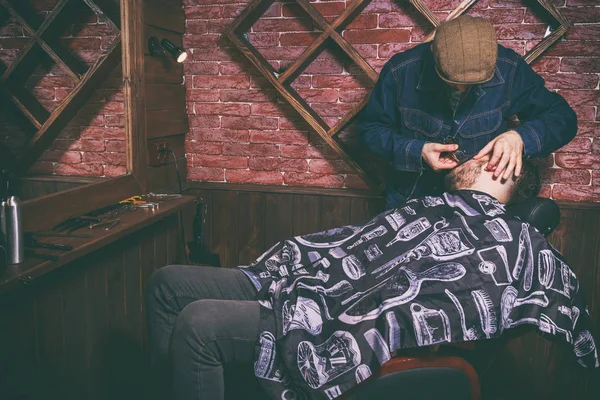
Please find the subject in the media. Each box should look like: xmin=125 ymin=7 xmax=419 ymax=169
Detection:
xmin=0 ymin=0 xmax=125 ymax=177
xmin=182 ymin=0 xmax=599 ymax=200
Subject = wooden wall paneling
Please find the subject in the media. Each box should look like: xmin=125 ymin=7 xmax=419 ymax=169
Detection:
xmin=144 ymin=56 xmax=184 ymax=84
xmin=186 ymin=188 xmax=214 ymax=251
xmin=320 ymin=196 xmax=351 ymax=230
xmin=212 ymin=190 xmax=239 ymax=268
xmin=122 ymin=235 xmax=143 ymax=344
xmin=144 ymin=25 xmax=183 ymax=56
xmin=143 ymin=0 xmax=185 ymax=33
xmin=265 ymin=192 xmax=294 ymax=248
xmin=145 ymin=83 xmax=186 ymax=111
xmin=146 ymin=109 xmax=189 ymax=139
xmin=36 ymin=281 xmax=65 ymax=396
xmin=292 ymin=195 xmax=321 ymax=236
xmin=237 ymin=192 xmax=266 ymax=265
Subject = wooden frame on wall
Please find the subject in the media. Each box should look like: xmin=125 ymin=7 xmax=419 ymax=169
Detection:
xmin=21 ymin=0 xmax=149 ymax=231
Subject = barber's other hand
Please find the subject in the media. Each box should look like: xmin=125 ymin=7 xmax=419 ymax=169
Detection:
xmin=421 ymin=143 xmax=460 ymax=172
xmin=473 ymin=130 xmax=524 ymax=180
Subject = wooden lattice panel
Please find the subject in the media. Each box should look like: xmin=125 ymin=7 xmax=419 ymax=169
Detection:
xmin=226 ymin=0 xmax=573 ymax=189
xmin=0 ymin=0 xmax=122 ymax=173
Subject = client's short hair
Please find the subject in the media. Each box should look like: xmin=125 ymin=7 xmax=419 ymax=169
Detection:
xmin=508 ymin=159 xmax=541 ymax=204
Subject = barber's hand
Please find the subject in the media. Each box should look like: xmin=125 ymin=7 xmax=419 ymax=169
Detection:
xmin=473 ymin=130 xmax=524 ymax=179
xmin=421 ymin=142 xmax=460 ymax=172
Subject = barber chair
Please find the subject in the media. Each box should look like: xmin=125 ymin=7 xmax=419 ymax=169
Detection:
xmin=341 ymin=197 xmax=562 ymax=400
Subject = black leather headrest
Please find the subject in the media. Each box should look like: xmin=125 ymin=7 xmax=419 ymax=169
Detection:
xmin=506 ymin=197 xmax=561 ymax=237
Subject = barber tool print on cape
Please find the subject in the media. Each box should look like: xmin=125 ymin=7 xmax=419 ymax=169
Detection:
xmin=241 ymin=191 xmax=599 ymax=400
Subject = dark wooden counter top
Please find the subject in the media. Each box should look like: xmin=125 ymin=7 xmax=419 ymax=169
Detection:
xmin=0 ymin=195 xmax=195 ymax=295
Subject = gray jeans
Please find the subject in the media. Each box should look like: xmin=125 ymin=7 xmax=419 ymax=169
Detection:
xmin=146 ymin=265 xmax=260 ymax=400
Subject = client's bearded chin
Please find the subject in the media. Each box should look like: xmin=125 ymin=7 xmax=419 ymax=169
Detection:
xmin=444 ymin=159 xmax=486 ymax=191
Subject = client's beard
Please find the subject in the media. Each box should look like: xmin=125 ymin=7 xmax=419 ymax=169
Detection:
xmin=444 ymin=159 xmax=486 ymax=191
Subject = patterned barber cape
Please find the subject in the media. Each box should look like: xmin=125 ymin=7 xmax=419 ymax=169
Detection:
xmin=239 ymin=190 xmax=599 ymax=400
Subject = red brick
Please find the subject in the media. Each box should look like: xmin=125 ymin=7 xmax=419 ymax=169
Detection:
xmin=185 ymin=62 xmax=220 ymax=75
xmin=83 ymin=152 xmax=126 ymax=166
xmin=339 ymin=89 xmax=369 ymax=103
xmin=259 ymin=46 xmax=307 ymax=60
xmin=280 ymin=32 xmax=321 ymax=46
xmin=80 ymin=127 xmax=124 ymax=140
xmin=185 ymin=5 xmax=222 ymax=19
xmin=470 ymin=8 xmax=526 ymax=23
xmin=541 ymin=73 xmax=599 ymax=90
xmin=39 ymin=151 xmax=81 ymax=164
xmin=105 ymin=141 xmax=126 ymax=152
xmin=28 ymin=161 xmax=55 ymax=175
xmin=253 ymin=18 xmax=313 ymax=32
xmin=220 ymin=89 xmax=277 ymax=103
xmin=592 ymin=139 xmax=600 ymax=154
xmin=250 ymin=103 xmax=294 ymax=117
xmin=530 ymin=57 xmax=560 ymax=74
xmin=497 ymin=40 xmax=526 ymax=56
xmin=309 ymin=159 xmax=355 ymax=174
xmin=561 ymin=58 xmax=600 ymax=73
xmin=296 ymin=89 xmax=339 ymax=103
xmin=572 ymin=106 xmax=596 ymax=122
xmin=217 ymin=62 xmax=252 ymax=76
xmin=194 ymin=103 xmax=251 ymax=116
xmin=379 ymin=11 xmax=427 ymax=28
xmin=191 ymin=46 xmax=237 ymax=61
xmin=280 ymin=145 xmax=338 ymax=159
xmin=189 ymin=115 xmax=221 ymax=128
xmin=100 ymin=100 xmax=125 ymax=114
xmin=56 ymin=163 xmax=103 ymax=177
xmin=489 ymin=0 xmax=525 ymax=7
xmin=105 ymin=89 xmax=124 ymax=102
xmin=185 ymin=20 xmax=208 ymax=34
xmin=566 ymin=24 xmax=600 ymax=41
xmin=223 ymin=143 xmax=280 ymax=157
xmin=104 ymin=165 xmax=127 ymax=177
xmin=347 ymin=15 xmax=378 ymax=30
xmin=543 ymin=41 xmax=600 ymax=57
xmin=247 ymin=33 xmax=278 ymax=47
xmin=62 ymin=38 xmax=101 ymax=50
xmin=378 ymin=43 xmax=416 ymax=59
xmin=52 ymin=139 xmax=105 ymax=152
xmin=284 ymin=172 xmax=344 ymax=187
xmin=186 ymin=141 xmax=223 ymax=155
xmin=193 ymin=75 xmax=249 ymax=89
xmin=345 ymin=29 xmax=410 ymax=45
xmin=35 ymin=76 xmax=75 ymax=88
xmin=279 ymin=116 xmax=312 ymax=130
xmin=542 ymin=168 xmax=591 ymax=185
xmin=250 ymin=130 xmax=308 ymax=145
xmin=558 ymin=90 xmax=600 ymax=107
xmin=552 ymin=184 xmax=600 ymax=201
xmin=555 ymin=137 xmax=593 ymax=153
xmin=222 ymin=4 xmax=244 ymax=18
xmin=188 ymin=166 xmax=225 ymax=182
xmin=538 ymin=184 xmax=552 ymax=199
xmin=194 ymin=155 xmax=248 ymax=168
xmin=577 ymin=122 xmax=600 ymax=137
xmin=555 ymin=153 xmax=600 ymax=169
xmin=352 ymin=44 xmax=378 ymax=59
xmin=105 ymin=115 xmax=126 ymax=128
xmin=593 ymin=170 xmax=600 ymax=185
xmin=184 ymin=34 xmax=222 ymax=48
xmin=290 ymin=75 xmax=312 ymax=89
xmin=190 ymin=128 xmax=249 ymax=142
xmin=363 ymin=0 xmax=393 ymax=14
xmin=186 ymin=89 xmax=220 ymax=102
xmin=249 ymin=157 xmax=308 ymax=172
xmin=496 ymin=24 xmax=546 ymax=41
xmin=304 ymin=58 xmax=344 ymax=74
xmin=226 ymin=170 xmax=283 ymax=184
xmin=250 ymin=75 xmax=273 ymax=90
xmin=312 ymin=103 xmax=355 ymax=117
xmin=313 ymin=75 xmax=363 ymax=88
xmin=283 ymin=2 xmax=344 ymax=17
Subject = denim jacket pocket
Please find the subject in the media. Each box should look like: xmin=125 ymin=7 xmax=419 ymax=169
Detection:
xmin=400 ymin=108 xmax=443 ymax=138
xmin=458 ymin=109 xmax=503 ymax=138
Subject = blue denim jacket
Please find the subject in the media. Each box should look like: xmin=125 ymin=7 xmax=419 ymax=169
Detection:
xmin=359 ymin=43 xmax=577 ymax=209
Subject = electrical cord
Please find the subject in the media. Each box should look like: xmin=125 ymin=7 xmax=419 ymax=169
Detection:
xmin=158 ymin=147 xmax=183 ymax=194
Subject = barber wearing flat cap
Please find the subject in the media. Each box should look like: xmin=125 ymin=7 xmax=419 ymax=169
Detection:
xmin=359 ymin=15 xmax=576 ymax=209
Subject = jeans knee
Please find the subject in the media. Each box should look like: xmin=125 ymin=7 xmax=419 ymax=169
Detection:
xmin=171 ymin=300 xmax=221 ymax=363
xmin=146 ymin=265 xmax=180 ymax=303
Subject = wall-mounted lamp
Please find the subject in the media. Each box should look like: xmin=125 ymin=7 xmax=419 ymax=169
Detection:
xmin=148 ymin=37 xmax=188 ymax=63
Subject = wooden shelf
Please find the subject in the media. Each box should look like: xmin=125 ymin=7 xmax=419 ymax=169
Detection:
xmin=0 ymin=0 xmax=122 ymax=174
